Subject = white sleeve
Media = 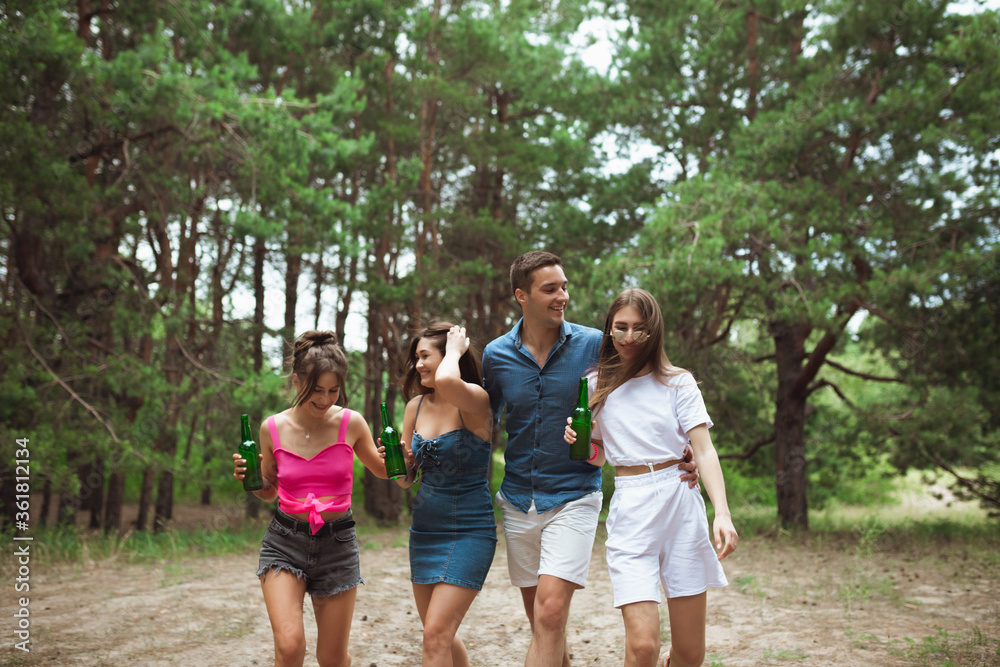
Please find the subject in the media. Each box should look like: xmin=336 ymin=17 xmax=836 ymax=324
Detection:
xmin=674 ymin=373 xmax=713 ymax=433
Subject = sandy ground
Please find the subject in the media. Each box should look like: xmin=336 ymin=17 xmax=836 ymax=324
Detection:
xmin=1 ymin=502 xmax=999 ymax=667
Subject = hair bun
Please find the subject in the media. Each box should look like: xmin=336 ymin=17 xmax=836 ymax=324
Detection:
xmin=293 ymin=330 xmax=340 ymax=357
xmin=309 ymin=331 xmax=338 ymax=346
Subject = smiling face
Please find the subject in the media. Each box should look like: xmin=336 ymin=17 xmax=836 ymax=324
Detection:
xmin=414 ymin=337 xmax=444 ymax=389
xmin=610 ymin=305 xmax=648 ymax=363
xmin=293 ymin=371 xmax=341 ymax=415
xmin=516 ymin=264 xmax=569 ymax=330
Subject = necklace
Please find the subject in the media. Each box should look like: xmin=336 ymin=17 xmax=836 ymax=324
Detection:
xmin=295 ymin=411 xmax=323 ymax=440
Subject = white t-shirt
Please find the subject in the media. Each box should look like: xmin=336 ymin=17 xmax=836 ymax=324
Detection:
xmin=590 ymin=370 xmax=713 ymax=466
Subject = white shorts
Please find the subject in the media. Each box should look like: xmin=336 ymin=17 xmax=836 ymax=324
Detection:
xmin=606 ymin=465 xmax=727 ymax=608
xmin=496 ymin=490 xmax=602 ymax=589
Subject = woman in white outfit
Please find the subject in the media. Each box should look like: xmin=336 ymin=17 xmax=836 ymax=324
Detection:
xmin=564 ymin=288 xmax=738 ymax=667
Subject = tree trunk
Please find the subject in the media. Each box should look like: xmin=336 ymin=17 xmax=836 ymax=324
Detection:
xmin=362 ymin=300 xmax=402 ymax=523
xmin=152 ymin=421 xmax=178 ymax=533
xmin=284 ymin=227 xmax=302 ymax=362
xmin=200 ymin=413 xmax=214 ymax=506
xmin=103 ymin=471 xmax=124 ymax=534
xmin=253 ymin=235 xmax=266 ymax=373
xmin=770 ymin=321 xmax=810 ymax=529
xmin=136 ymin=466 xmax=155 ymax=531
xmin=411 ymin=0 xmax=443 ymax=323
xmin=154 ymin=469 xmax=174 ymax=532
xmin=83 ymin=459 xmax=104 ymax=529
xmin=0 ymin=464 xmax=15 ymax=531
xmin=40 ymin=478 xmax=52 ymax=529
xmin=57 ymin=492 xmax=78 ymax=528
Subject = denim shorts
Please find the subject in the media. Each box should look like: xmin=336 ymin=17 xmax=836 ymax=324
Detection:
xmin=257 ymin=509 xmax=364 ymax=597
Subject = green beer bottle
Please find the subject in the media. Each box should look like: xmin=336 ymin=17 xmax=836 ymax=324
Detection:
xmin=380 ymin=402 xmax=407 ymax=479
xmin=238 ymin=414 xmax=263 ymax=492
xmin=569 ymin=377 xmax=592 ymax=460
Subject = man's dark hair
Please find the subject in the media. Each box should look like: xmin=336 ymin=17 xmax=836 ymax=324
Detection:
xmin=510 ymin=250 xmax=562 ymax=296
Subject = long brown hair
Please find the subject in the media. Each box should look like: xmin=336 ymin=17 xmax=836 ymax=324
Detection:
xmin=401 ymin=322 xmax=483 ymax=400
xmin=286 ymin=330 xmax=349 ymax=407
xmin=590 ymin=289 xmax=687 ymax=414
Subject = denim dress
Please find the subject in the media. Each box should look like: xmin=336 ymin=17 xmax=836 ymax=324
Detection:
xmin=409 ymin=400 xmax=497 ymax=590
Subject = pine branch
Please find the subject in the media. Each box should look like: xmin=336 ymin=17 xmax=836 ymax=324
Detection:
xmin=17 ymin=318 xmax=121 ymax=443
xmin=825 ymin=358 xmax=906 ymax=383
xmin=173 ymin=335 xmax=244 ymax=385
xmin=807 ymin=379 xmax=854 ymax=406
xmin=919 ymin=444 xmax=1000 ymax=511
xmin=719 ymin=433 xmax=775 ymax=460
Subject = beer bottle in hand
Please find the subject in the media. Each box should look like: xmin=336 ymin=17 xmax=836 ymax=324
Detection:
xmin=238 ymin=414 xmax=263 ymax=492
xmin=380 ymin=402 xmax=407 ymax=479
xmin=569 ymin=378 xmax=592 ymax=461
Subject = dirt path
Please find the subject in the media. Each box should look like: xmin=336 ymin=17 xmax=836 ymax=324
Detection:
xmin=2 ymin=517 xmax=998 ymax=666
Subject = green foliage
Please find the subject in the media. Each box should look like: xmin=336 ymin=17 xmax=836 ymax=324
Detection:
xmin=2 ymin=0 xmax=998 ymax=532
xmin=11 ymin=524 xmax=265 ymax=567
xmin=581 ymin=0 xmax=1000 ymax=526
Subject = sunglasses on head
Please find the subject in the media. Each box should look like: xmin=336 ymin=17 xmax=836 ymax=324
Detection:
xmin=610 ymin=329 xmax=649 ymax=344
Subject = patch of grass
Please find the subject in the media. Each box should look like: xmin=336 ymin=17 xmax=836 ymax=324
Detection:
xmin=160 ymin=562 xmax=195 ymax=587
xmin=888 ymin=625 xmax=1000 ymax=666
xmin=844 ymin=628 xmax=881 ymax=650
xmin=855 ymin=516 xmax=887 ymax=557
xmin=762 ymin=647 xmax=808 ymax=660
xmin=838 ymin=573 xmax=900 ymax=613
xmin=707 ymin=651 xmax=727 ymax=666
xmin=734 ymin=574 xmax=766 ymax=599
xmin=4 ymin=524 xmax=268 ymax=569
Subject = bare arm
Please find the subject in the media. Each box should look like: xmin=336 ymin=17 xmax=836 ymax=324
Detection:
xmin=350 ymin=410 xmax=389 ymax=480
xmin=687 ymin=423 xmax=738 ymax=560
xmin=387 ymin=398 xmax=419 ymax=489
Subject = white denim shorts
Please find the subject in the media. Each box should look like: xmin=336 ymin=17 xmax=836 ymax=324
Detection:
xmin=496 ymin=489 xmax=602 ymax=589
xmin=606 ymin=465 xmax=727 ymax=607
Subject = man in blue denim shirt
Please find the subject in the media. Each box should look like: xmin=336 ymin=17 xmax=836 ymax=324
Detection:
xmin=482 ymin=250 xmax=604 ymax=667
xmin=484 ymin=251 xmax=700 ymax=667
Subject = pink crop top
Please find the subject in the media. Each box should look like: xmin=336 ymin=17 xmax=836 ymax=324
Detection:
xmin=269 ymin=410 xmax=354 ymax=535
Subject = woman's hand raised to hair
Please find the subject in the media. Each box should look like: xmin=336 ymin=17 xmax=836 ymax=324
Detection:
xmin=445 ymin=325 xmax=470 ymax=356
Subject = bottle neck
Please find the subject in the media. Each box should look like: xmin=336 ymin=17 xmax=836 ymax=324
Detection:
xmin=577 ymin=381 xmax=588 ymax=409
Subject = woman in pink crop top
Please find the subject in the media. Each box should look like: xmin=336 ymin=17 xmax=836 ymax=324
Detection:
xmin=233 ymin=330 xmax=389 ymax=667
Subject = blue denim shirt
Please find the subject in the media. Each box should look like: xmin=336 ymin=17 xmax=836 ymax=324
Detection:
xmin=482 ymin=319 xmax=604 ymax=513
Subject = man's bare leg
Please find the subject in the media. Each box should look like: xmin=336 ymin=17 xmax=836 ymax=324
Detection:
xmin=521 ymin=575 xmax=576 ymax=667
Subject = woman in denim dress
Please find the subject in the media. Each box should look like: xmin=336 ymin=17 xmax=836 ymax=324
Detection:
xmin=388 ymin=322 xmax=497 ymax=666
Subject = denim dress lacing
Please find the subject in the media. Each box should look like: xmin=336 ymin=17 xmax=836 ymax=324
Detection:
xmin=409 ymin=396 xmax=497 ymax=590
